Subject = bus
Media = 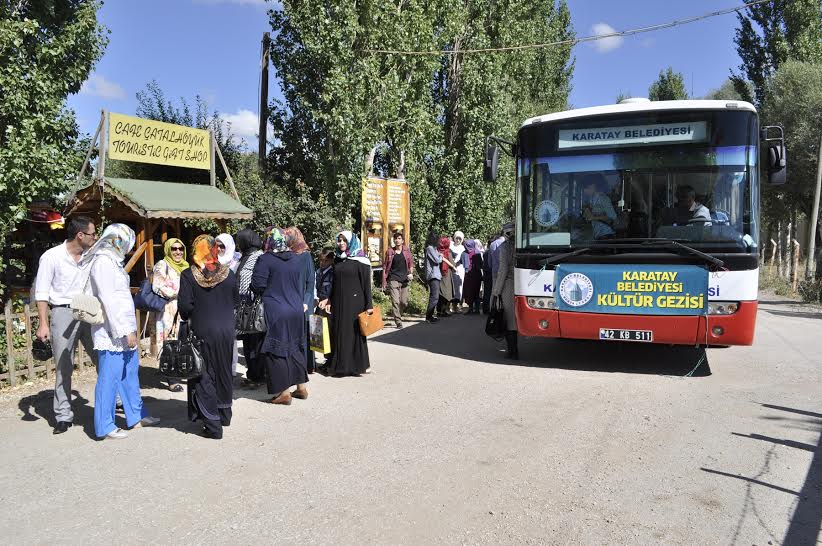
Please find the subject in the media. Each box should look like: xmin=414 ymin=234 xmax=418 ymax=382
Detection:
xmin=484 ymin=99 xmax=786 ymax=346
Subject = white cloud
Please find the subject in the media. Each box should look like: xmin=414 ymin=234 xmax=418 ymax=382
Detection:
xmin=222 ymin=108 xmax=274 ymax=147
xmin=80 ymin=74 xmax=126 ymax=100
xmin=590 ymin=23 xmax=624 ymax=53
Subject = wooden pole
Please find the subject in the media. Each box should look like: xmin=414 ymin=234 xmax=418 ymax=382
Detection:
xmin=124 ymin=242 xmax=148 ymax=274
xmin=215 ymin=144 xmax=240 ymax=201
xmin=209 ymin=130 xmax=217 ymax=187
xmin=792 ymin=239 xmax=801 ymax=292
xmin=96 ymin=109 xmax=108 ymax=185
xmin=258 ymin=32 xmax=270 ymax=174
xmin=65 ymin=113 xmax=105 ymax=211
xmin=5 ymin=300 xmax=16 ymax=387
xmin=769 ymin=238 xmax=777 ymax=277
xmin=806 ymin=134 xmax=822 ymax=280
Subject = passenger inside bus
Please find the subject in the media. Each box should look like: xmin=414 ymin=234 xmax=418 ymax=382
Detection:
xmin=658 ymin=185 xmax=711 ymax=227
xmin=580 ymin=173 xmax=617 ymax=240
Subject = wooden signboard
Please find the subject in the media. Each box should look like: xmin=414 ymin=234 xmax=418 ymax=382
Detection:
xmin=361 ymin=177 xmax=411 ymax=267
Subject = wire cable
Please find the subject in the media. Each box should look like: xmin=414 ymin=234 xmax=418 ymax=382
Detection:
xmin=362 ymin=0 xmax=773 ymax=56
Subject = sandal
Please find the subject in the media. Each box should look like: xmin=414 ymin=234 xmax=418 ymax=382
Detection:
xmin=169 ymin=384 xmax=184 ymax=393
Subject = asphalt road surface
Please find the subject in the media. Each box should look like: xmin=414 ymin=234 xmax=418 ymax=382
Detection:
xmin=1 ymin=294 xmax=820 ymax=545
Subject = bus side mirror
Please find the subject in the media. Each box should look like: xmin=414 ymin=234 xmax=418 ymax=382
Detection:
xmin=761 ymin=126 xmax=787 ymax=185
xmin=483 ymin=139 xmax=499 ymax=182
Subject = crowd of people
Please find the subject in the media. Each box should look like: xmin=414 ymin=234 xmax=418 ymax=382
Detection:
xmin=34 ymin=216 xmax=517 ymax=441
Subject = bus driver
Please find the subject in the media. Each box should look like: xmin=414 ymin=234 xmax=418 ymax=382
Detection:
xmin=661 ymin=185 xmax=711 ymax=226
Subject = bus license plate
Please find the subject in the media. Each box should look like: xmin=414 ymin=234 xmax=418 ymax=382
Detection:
xmin=599 ymin=328 xmax=653 ymax=342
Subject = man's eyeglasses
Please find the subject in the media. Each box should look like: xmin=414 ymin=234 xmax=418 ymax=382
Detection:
xmin=80 ymin=231 xmax=97 ymax=238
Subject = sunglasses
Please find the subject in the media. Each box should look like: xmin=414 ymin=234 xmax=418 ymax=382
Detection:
xmin=216 ymin=243 xmax=225 ymax=249
xmin=170 ymin=246 xmax=184 ymax=252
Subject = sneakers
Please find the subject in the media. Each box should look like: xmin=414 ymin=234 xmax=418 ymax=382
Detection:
xmin=426 ymin=316 xmax=439 ymax=323
xmin=105 ymin=428 xmax=128 ymax=440
xmin=133 ymin=416 xmax=161 ymax=428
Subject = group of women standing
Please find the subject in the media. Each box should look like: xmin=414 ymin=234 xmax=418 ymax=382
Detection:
xmin=149 ymin=225 xmax=374 ymax=438
xmin=424 ymin=231 xmax=485 ymax=322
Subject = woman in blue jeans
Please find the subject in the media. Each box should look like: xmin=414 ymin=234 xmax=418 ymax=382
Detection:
xmin=82 ymin=223 xmax=160 ymax=440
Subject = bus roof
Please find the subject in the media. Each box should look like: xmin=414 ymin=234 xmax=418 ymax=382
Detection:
xmin=521 ymin=99 xmax=757 ymax=129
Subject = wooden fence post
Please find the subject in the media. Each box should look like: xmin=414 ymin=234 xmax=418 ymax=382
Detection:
xmin=23 ymin=306 xmax=33 ymax=380
xmin=4 ymin=300 xmax=15 ymax=387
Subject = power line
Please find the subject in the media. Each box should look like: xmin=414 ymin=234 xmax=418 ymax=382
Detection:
xmin=362 ymin=0 xmax=773 ymax=56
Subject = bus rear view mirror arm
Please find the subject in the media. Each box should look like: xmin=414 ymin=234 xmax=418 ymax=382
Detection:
xmin=483 ymin=135 xmax=517 ymax=183
xmin=761 ymin=125 xmax=787 ymax=185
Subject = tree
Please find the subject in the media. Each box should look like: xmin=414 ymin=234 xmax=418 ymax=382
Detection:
xmin=703 ymin=78 xmax=752 ymax=101
xmin=0 ymin=1 xmax=108 ymax=294
xmin=731 ymin=0 xmax=822 ymax=105
xmin=267 ymin=0 xmax=575 ymax=251
xmin=615 ymin=90 xmax=631 ymax=104
xmin=647 ymin=67 xmax=688 ymax=101
xmin=761 ymin=61 xmax=822 ymax=277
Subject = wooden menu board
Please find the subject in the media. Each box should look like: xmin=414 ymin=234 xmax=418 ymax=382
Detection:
xmin=361 ymin=177 xmax=410 ymax=267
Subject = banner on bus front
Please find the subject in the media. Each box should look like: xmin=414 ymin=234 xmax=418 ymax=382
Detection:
xmin=554 ymin=264 xmax=709 ymax=315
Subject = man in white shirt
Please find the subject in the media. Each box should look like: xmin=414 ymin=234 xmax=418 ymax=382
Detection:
xmin=34 ymin=216 xmax=99 ymax=434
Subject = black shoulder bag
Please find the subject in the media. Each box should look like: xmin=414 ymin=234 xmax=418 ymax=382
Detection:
xmin=159 ymin=316 xmax=204 ymax=379
xmin=485 ymin=296 xmax=507 ymax=341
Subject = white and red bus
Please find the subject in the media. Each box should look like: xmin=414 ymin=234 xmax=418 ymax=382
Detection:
xmin=485 ymin=99 xmax=786 ymax=346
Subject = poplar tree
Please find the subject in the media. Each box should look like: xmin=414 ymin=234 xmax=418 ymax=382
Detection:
xmin=266 ymin=0 xmax=575 ymax=249
xmin=647 ymin=67 xmax=688 ymax=101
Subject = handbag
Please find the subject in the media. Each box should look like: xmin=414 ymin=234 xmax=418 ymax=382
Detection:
xmin=70 ymin=258 xmax=104 ymax=325
xmin=133 ymin=278 xmax=168 ymax=312
xmin=235 ymin=293 xmax=266 ymax=334
xmin=358 ymin=306 xmax=384 ymax=337
xmin=309 ymin=314 xmax=331 ymax=354
xmin=32 ymin=338 xmax=53 ymax=362
xmin=158 ymin=318 xmax=204 ymax=380
xmin=485 ymin=296 xmax=507 ymax=340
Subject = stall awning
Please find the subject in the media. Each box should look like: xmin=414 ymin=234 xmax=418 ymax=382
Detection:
xmin=93 ymin=177 xmax=253 ymax=220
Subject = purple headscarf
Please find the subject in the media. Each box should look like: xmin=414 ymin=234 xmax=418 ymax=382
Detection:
xmin=464 ymin=239 xmax=478 ymax=272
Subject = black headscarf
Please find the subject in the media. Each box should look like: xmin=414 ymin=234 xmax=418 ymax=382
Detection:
xmin=235 ymin=228 xmax=263 ymax=273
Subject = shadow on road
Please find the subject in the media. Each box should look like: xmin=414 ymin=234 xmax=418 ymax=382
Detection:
xmin=373 ymin=314 xmax=711 ymax=377
xmin=764 ymin=309 xmax=822 ymax=321
xmin=700 ymin=403 xmax=822 ymax=546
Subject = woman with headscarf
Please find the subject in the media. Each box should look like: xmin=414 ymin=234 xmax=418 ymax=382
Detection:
xmin=153 ymin=237 xmax=189 ymax=392
xmin=322 ymin=231 xmax=372 ymax=377
xmin=450 ymin=231 xmax=466 ymax=313
xmin=251 ymin=227 xmax=310 ymax=404
xmin=437 ymin=236 xmax=456 ymax=317
xmin=82 ymin=223 xmax=160 ymax=440
xmin=284 ymin=227 xmax=316 ymax=373
xmin=178 ymin=234 xmax=239 ymax=439
xmin=216 ymin=233 xmax=238 ymax=271
xmin=235 ymin=228 xmax=266 ymax=387
xmin=461 ymin=239 xmax=484 ymax=314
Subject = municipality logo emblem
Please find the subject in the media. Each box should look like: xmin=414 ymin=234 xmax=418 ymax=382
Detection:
xmin=558 ymin=272 xmax=594 ymax=307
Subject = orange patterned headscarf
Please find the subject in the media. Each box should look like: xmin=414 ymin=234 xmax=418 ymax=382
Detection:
xmin=192 ymin=234 xmax=219 ymax=271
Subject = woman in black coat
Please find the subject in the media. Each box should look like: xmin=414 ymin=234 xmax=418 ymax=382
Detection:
xmin=320 ymin=231 xmax=373 ymax=377
xmin=178 ymin=234 xmax=239 ymax=440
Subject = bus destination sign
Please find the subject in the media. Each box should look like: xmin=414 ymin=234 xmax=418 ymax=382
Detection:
xmin=554 ymin=264 xmax=709 ymax=316
xmin=557 ymin=121 xmax=708 ymax=150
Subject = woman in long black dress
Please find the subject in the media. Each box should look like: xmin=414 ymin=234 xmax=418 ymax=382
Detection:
xmin=323 ymin=230 xmax=373 ymax=377
xmin=251 ymin=227 xmax=310 ymax=405
xmin=235 ymin=228 xmax=266 ymax=386
xmin=178 ymin=234 xmax=239 ymax=439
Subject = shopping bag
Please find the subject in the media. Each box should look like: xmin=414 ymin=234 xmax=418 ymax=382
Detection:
xmin=309 ymin=314 xmax=331 ymax=354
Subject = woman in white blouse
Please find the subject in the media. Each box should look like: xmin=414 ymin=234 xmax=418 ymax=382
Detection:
xmin=81 ymin=224 xmax=159 ymax=440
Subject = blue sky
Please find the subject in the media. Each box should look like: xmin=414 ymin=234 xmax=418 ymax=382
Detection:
xmin=69 ymin=0 xmax=746 ymax=143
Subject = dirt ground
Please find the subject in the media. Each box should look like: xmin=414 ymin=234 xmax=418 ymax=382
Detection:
xmin=0 ymin=294 xmax=820 ymax=545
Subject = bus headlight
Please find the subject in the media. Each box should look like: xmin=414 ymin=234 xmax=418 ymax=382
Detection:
xmin=708 ymin=302 xmax=739 ymax=315
xmin=526 ymin=297 xmax=555 ymax=310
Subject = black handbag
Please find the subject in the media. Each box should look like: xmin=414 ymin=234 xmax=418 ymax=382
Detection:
xmin=485 ymin=297 xmax=507 ymax=341
xmin=133 ymin=277 xmax=168 ymax=312
xmin=235 ymin=293 xmax=266 ymax=334
xmin=159 ymin=319 xmax=204 ymax=380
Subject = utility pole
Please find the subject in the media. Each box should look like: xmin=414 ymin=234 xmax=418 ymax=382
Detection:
xmin=258 ymin=32 xmax=271 ymax=175
xmin=806 ymin=134 xmax=822 ymax=280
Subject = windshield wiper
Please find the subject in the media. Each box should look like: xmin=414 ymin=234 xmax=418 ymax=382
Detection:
xmin=539 ymin=247 xmax=591 ymax=266
xmin=641 ymin=240 xmax=725 ymax=268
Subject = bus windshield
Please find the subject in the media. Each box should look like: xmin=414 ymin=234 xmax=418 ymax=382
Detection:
xmin=517 ymin=112 xmax=759 ymax=253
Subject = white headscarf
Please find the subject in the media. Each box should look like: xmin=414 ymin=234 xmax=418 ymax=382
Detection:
xmin=336 ymin=231 xmax=371 ymax=266
xmin=216 ymin=233 xmax=236 ymax=266
xmin=80 ymin=223 xmax=135 ymax=266
xmin=451 ymin=230 xmax=466 ymax=260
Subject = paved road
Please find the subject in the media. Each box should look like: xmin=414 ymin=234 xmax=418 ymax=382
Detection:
xmin=1 ymin=295 xmax=820 ymax=545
